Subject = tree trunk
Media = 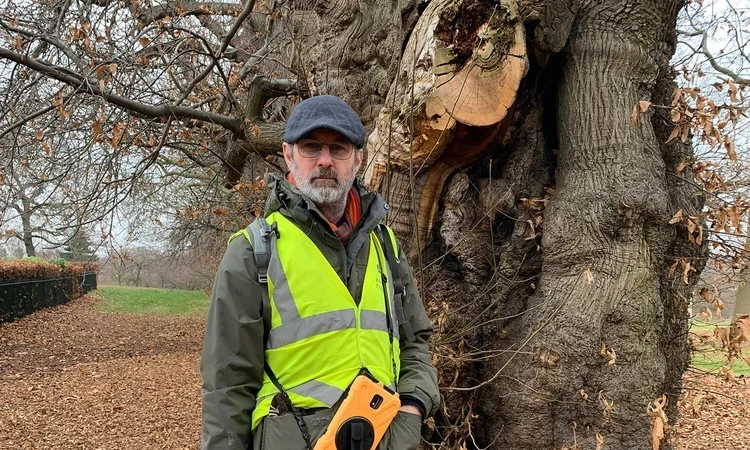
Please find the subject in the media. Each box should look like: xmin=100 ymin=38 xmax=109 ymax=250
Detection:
xmin=20 ymin=197 xmax=36 ymax=257
xmin=304 ymin=0 xmax=707 ymax=449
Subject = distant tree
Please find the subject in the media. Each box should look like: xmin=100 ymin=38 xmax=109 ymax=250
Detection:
xmin=60 ymin=234 xmax=96 ymax=262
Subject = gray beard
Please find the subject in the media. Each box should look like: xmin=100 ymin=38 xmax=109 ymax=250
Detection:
xmin=290 ymin=158 xmax=356 ymax=219
xmin=296 ymin=177 xmax=349 ymax=205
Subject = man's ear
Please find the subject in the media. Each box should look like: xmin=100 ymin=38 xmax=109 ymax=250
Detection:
xmin=354 ymin=148 xmax=363 ymax=172
xmin=283 ymin=142 xmax=293 ymax=169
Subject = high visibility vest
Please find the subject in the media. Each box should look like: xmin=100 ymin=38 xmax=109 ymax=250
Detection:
xmin=239 ymin=213 xmax=401 ymax=431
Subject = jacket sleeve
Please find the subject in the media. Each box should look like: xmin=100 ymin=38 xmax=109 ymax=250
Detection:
xmin=395 ymin=245 xmax=441 ymax=417
xmin=201 ymin=237 xmax=266 ymax=450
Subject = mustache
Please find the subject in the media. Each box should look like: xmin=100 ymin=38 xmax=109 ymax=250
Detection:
xmin=311 ymin=168 xmax=339 ymax=182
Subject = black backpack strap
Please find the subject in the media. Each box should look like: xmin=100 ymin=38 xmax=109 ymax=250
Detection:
xmin=247 ymin=219 xmax=276 ymax=344
xmin=376 ymin=224 xmax=416 ymax=342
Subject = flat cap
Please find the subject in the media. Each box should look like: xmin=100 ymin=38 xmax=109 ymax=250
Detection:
xmin=284 ymin=95 xmax=365 ymax=148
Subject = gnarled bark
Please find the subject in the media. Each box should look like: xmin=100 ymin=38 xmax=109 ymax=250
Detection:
xmin=363 ymin=0 xmax=528 ymax=255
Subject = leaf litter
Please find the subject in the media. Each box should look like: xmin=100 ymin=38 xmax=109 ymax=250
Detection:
xmin=1 ymin=294 xmax=749 ymax=449
xmin=0 ymin=295 xmax=204 ymax=449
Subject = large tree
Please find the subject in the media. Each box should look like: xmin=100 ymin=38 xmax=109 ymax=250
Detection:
xmin=1 ymin=0 xmax=734 ymax=448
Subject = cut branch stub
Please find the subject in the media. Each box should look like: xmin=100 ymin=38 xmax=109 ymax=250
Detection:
xmin=364 ymin=0 xmax=527 ymax=251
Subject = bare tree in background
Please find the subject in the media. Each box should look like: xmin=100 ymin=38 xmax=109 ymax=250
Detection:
xmin=2 ymin=0 xmax=749 ymax=448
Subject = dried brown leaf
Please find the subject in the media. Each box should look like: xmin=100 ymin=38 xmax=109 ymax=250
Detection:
xmin=724 ymin=137 xmax=737 ymax=161
xmin=669 ymin=209 xmax=684 ymax=224
xmin=648 ymin=395 xmax=668 ymax=450
xmin=667 ymin=126 xmax=681 ymax=143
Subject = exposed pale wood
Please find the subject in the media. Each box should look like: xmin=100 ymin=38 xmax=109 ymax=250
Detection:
xmin=365 ymin=0 xmax=528 ymax=250
xmin=433 ymin=25 xmax=527 ymax=127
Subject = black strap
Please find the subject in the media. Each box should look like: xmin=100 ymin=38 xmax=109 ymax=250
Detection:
xmin=373 ymin=237 xmax=398 ymax=381
xmin=376 ymin=225 xmax=416 ymax=342
xmin=264 ymin=362 xmax=314 ymax=450
xmin=351 ymin=422 xmax=364 ymax=450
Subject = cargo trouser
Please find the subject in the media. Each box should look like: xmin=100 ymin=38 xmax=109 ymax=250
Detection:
xmin=252 ymin=409 xmax=423 ymax=450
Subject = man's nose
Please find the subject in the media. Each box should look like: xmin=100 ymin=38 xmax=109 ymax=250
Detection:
xmin=316 ymin=146 xmax=334 ymax=166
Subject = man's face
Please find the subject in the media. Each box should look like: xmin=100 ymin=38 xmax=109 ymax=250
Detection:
xmin=283 ymin=129 xmax=363 ymax=205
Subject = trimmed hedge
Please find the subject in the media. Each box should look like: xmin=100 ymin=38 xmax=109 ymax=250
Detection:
xmin=0 ymin=259 xmax=98 ymax=324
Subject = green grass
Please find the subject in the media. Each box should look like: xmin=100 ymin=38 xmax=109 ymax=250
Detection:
xmin=95 ymin=285 xmax=209 ymax=315
xmin=689 ymin=320 xmax=750 ymax=376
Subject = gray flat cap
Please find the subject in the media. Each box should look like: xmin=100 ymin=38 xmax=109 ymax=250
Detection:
xmin=284 ymin=95 xmax=365 ymax=148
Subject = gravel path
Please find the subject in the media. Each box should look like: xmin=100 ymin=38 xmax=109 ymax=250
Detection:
xmin=1 ymin=294 xmax=747 ymax=449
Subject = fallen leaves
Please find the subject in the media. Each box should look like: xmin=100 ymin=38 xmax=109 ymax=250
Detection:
xmin=673 ymin=373 xmax=750 ymax=450
xmin=0 ymin=295 xmax=204 ymax=449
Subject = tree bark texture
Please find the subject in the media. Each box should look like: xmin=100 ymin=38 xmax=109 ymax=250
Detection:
xmin=293 ymin=0 xmax=704 ymax=449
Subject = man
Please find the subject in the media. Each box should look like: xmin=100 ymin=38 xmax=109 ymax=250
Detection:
xmin=201 ymin=95 xmax=440 ymax=450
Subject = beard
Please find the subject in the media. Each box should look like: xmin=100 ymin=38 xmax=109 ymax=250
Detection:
xmin=291 ymin=158 xmax=357 ymax=206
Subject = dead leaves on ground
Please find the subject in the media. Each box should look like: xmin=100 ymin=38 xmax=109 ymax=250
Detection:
xmin=673 ymin=373 xmax=750 ymax=450
xmin=0 ymin=295 xmax=205 ymax=449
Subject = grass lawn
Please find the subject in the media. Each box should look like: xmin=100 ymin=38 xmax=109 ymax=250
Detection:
xmin=689 ymin=320 xmax=750 ymax=376
xmin=95 ymin=285 xmax=210 ymax=315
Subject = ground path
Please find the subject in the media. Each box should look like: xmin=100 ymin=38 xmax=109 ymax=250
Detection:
xmin=0 ymin=295 xmax=748 ymax=449
xmin=0 ymin=295 xmax=203 ymax=449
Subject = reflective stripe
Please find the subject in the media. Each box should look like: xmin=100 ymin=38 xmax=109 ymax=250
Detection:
xmin=267 ymin=309 xmax=357 ymax=349
xmin=268 ymin=231 xmax=300 ymax=323
xmin=289 ymin=379 xmax=345 ymax=406
xmin=360 ymin=310 xmax=389 ymax=333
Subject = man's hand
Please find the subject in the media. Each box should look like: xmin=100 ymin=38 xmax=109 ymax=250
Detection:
xmin=399 ymin=404 xmax=423 ymax=418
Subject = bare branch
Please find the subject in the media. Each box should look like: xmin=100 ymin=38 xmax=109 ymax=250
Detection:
xmin=133 ymin=1 xmax=244 ymax=24
xmin=174 ymin=0 xmax=256 ymax=106
xmin=0 ymin=18 xmax=88 ymax=73
xmin=0 ymin=46 xmax=245 ymax=137
xmin=699 ymin=29 xmax=750 ymax=85
xmin=0 ymin=96 xmax=72 ymax=141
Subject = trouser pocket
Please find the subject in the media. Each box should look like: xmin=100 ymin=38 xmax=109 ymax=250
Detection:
xmin=258 ymin=409 xmax=333 ymax=450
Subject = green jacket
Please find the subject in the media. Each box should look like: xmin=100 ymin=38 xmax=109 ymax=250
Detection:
xmin=200 ymin=173 xmax=440 ymax=450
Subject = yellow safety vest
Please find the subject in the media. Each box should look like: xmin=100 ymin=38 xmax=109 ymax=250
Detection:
xmin=233 ymin=213 xmax=401 ymax=431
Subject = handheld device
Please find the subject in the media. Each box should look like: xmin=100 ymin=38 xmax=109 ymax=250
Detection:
xmin=313 ymin=371 xmax=400 ymax=450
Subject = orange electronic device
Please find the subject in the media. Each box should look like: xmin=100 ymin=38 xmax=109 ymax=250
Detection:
xmin=314 ymin=372 xmax=400 ymax=450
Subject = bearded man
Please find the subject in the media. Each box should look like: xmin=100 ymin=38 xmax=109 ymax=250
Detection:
xmin=200 ymin=95 xmax=440 ymax=450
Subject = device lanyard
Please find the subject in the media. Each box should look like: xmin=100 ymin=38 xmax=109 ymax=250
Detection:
xmin=264 ymin=362 xmax=314 ymax=450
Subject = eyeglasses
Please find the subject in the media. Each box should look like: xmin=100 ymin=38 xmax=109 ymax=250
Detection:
xmin=295 ymin=139 xmax=354 ymax=160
